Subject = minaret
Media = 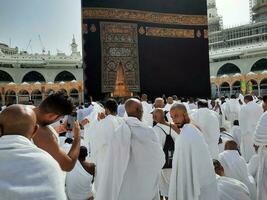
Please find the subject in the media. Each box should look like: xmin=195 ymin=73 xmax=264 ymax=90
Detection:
xmin=252 ymin=0 xmax=267 ymax=22
xmin=71 ymin=35 xmax=78 ymax=55
xmin=207 ymin=0 xmax=221 ymax=32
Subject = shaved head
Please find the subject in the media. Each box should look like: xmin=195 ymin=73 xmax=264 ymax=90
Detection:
xmin=224 ymin=140 xmax=238 ymax=151
xmin=0 ymin=104 xmax=38 ymax=139
xmin=154 ymin=97 xmax=165 ymax=108
xmin=170 ymin=103 xmax=187 ymax=113
xmin=125 ymin=98 xmax=143 ymax=120
xmin=152 ymin=108 xmax=165 ymax=123
xmin=170 ymin=103 xmax=190 ymax=128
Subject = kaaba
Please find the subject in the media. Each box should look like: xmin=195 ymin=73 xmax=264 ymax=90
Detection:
xmin=82 ymin=0 xmax=210 ymax=100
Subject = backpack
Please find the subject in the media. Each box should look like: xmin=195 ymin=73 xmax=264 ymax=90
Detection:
xmin=156 ymin=124 xmax=175 ymax=169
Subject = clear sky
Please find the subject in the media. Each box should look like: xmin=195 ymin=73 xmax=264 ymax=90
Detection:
xmin=0 ymin=0 xmax=250 ymax=54
xmin=216 ymin=0 xmax=250 ymax=28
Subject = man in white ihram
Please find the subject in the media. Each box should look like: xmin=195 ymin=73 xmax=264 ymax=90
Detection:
xmin=169 ymin=103 xmax=218 ymax=200
xmin=153 ymin=108 xmax=179 ymax=200
xmin=91 ymin=99 xmax=123 ymax=191
xmin=239 ymin=94 xmax=263 ymax=162
xmin=254 ymin=95 xmax=267 ymax=200
xmin=0 ymin=105 xmax=66 ymax=200
xmin=224 ymin=95 xmax=241 ymax=127
xmin=190 ymin=99 xmax=220 ymax=159
xmin=96 ymin=98 xmax=164 ymax=200
xmin=218 ymin=140 xmax=256 ymax=200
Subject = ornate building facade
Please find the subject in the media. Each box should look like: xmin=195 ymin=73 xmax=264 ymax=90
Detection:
xmin=209 ymin=0 xmax=267 ymax=97
xmin=0 ymin=37 xmax=83 ymax=106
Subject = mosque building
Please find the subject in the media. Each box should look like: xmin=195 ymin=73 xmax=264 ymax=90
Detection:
xmin=0 ymin=36 xmax=83 ymax=106
xmin=209 ymin=0 xmax=267 ymax=97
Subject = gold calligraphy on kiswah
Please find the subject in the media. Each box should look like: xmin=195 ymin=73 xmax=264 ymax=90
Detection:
xmin=83 ymin=7 xmax=207 ymax=26
xmin=145 ymin=27 xmax=195 ymax=39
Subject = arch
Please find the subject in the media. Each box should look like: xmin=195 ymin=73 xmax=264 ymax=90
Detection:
xmin=0 ymin=70 xmax=14 ymax=83
xmin=22 ymin=71 xmax=46 ymax=83
xmin=58 ymin=89 xmax=68 ymax=95
xmin=31 ymin=89 xmax=42 ymax=105
xmin=54 ymin=71 xmax=76 ymax=82
xmin=211 ymin=83 xmax=218 ymax=98
xmin=260 ymin=79 xmax=267 ymax=96
xmin=217 ymin=63 xmax=241 ymax=76
xmin=5 ymin=90 xmax=16 ymax=105
xmin=232 ymin=81 xmax=241 ymax=95
xmin=18 ymin=90 xmax=30 ymax=104
xmin=251 ymin=58 xmax=267 ymax=72
xmin=220 ymin=82 xmax=230 ymax=97
xmin=247 ymin=80 xmax=258 ymax=95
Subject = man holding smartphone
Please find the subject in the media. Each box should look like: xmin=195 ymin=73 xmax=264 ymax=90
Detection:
xmin=32 ymin=92 xmax=80 ymax=172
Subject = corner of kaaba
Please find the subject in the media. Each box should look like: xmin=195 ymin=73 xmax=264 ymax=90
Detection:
xmin=82 ymin=0 xmax=211 ymax=100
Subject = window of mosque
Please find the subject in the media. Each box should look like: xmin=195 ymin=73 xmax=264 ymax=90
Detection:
xmin=251 ymin=59 xmax=267 ymax=72
xmin=0 ymin=70 xmax=14 ymax=83
xmin=217 ymin=63 xmax=241 ymax=76
xmin=54 ymin=71 xmax=76 ymax=82
xmin=22 ymin=71 xmax=46 ymax=83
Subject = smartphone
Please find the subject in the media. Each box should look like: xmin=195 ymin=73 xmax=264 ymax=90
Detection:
xmin=67 ymin=112 xmax=77 ymax=130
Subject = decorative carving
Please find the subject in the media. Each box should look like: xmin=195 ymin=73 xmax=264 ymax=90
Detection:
xmin=145 ymin=27 xmax=194 ymax=38
xmin=113 ymin=62 xmax=132 ymax=97
xmin=89 ymin=24 xmax=96 ymax=32
xmin=100 ymin=22 xmax=140 ymax=93
xmin=196 ymin=30 xmax=202 ymax=38
xmin=82 ymin=24 xmax=88 ymax=34
xmin=139 ymin=26 xmax=146 ymax=35
xmin=83 ymin=7 xmax=207 ymax=26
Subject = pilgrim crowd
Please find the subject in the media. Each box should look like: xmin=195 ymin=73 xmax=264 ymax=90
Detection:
xmin=0 ymin=92 xmax=267 ymax=200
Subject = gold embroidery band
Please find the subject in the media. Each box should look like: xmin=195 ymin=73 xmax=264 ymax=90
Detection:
xmin=145 ymin=27 xmax=195 ymax=39
xmin=83 ymin=7 xmax=207 ymax=26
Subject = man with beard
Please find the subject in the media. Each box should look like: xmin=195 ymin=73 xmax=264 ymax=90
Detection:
xmin=168 ymin=103 xmax=218 ymax=200
xmin=32 ymin=92 xmax=80 ymax=172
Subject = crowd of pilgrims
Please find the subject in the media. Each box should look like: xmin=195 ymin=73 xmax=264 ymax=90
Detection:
xmin=0 ymin=92 xmax=267 ymax=200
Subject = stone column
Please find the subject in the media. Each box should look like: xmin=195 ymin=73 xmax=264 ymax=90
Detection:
xmin=258 ymin=83 xmax=261 ymax=96
xmin=1 ymin=94 xmax=5 ymax=106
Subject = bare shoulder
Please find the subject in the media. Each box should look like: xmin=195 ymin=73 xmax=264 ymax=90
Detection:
xmin=33 ymin=125 xmax=59 ymax=152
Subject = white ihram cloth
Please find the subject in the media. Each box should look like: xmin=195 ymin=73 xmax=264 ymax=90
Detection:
xmin=96 ymin=117 xmax=164 ymax=200
xmin=224 ymin=99 xmax=241 ymax=126
xmin=229 ymin=125 xmax=242 ymax=148
xmin=247 ymin=154 xmax=260 ymax=182
xmin=190 ymin=108 xmax=220 ymax=159
xmin=66 ymin=161 xmax=93 ymax=200
xmin=169 ymin=124 xmax=219 ymax=200
xmin=239 ymin=101 xmax=263 ymax=162
xmin=141 ymin=101 xmax=153 ymax=126
xmin=216 ymin=176 xmax=250 ymax=200
xmin=83 ymin=103 xmax=105 ymax=160
xmin=254 ymin=111 xmax=267 ymax=200
xmin=0 ymin=135 xmax=66 ymax=200
xmin=218 ymin=150 xmax=256 ymax=200
xmin=164 ymin=103 xmax=174 ymax=111
xmin=153 ymin=123 xmax=178 ymax=197
xmin=92 ymin=115 xmax=123 ymax=190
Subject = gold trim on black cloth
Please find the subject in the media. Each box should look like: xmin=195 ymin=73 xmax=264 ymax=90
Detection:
xmin=145 ymin=27 xmax=195 ymax=38
xmin=83 ymin=7 xmax=207 ymax=26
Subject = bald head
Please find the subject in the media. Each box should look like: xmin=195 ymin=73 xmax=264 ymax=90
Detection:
xmin=154 ymin=97 xmax=165 ymax=108
xmin=170 ymin=103 xmax=190 ymax=128
xmin=224 ymin=140 xmax=238 ymax=151
xmin=152 ymin=108 xmax=165 ymax=124
xmin=125 ymin=98 xmax=143 ymax=121
xmin=170 ymin=103 xmax=188 ymax=113
xmin=0 ymin=104 xmax=38 ymax=139
xmin=141 ymin=94 xmax=148 ymax=102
